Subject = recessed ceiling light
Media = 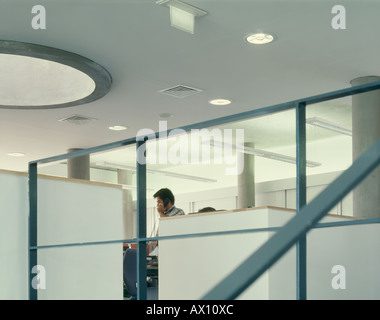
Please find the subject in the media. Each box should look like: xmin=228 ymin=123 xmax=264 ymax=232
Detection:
xmin=246 ymin=32 xmax=275 ymax=45
xmin=208 ymin=99 xmax=231 ymax=106
xmin=109 ymin=125 xmax=128 ymax=131
xmin=7 ymin=152 xmax=26 ymax=157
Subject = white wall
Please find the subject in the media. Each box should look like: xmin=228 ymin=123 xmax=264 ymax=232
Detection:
xmin=37 ymin=176 xmax=124 ymax=299
xmin=158 ymin=208 xmax=280 ymax=300
xmin=0 ymin=171 xmax=28 ymax=300
xmin=0 ymin=170 xmax=124 ymax=300
xmin=37 ymin=176 xmax=123 ymax=245
xmin=37 ymin=244 xmax=122 ymax=300
xmin=158 ymin=208 xmax=380 ymax=300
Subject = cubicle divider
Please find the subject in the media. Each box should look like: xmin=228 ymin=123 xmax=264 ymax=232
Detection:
xmin=0 ymin=169 xmax=125 ymax=299
xmin=28 ymin=80 xmax=380 ymax=300
xmin=158 ymin=208 xmax=380 ymax=299
xmin=0 ymin=170 xmax=28 ymax=299
xmin=36 ymin=176 xmax=124 ymax=299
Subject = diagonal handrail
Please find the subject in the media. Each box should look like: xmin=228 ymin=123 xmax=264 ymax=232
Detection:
xmin=202 ymin=137 xmax=380 ymax=300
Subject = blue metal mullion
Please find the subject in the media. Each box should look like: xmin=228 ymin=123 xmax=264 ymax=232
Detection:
xmin=136 ymin=139 xmax=147 ymax=300
xmin=28 ymin=163 xmax=38 ymax=300
xmin=30 ymin=136 xmax=138 ymax=166
xmin=296 ymin=102 xmax=307 ymax=300
xmin=26 ymin=217 xmax=380 ymax=251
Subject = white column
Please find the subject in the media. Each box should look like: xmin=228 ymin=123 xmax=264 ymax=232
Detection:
xmin=351 ymin=76 xmax=380 ymax=218
xmin=237 ymin=142 xmax=255 ymax=209
xmin=117 ymin=169 xmax=135 ymax=239
xmin=67 ymin=148 xmax=90 ymax=180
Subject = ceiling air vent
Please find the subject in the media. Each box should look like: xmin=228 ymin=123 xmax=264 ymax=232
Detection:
xmin=58 ymin=114 xmax=97 ymax=125
xmin=158 ymin=84 xmax=202 ymax=98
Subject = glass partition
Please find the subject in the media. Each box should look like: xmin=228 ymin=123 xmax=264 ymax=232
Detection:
xmin=141 ymin=108 xmax=299 ymax=219
xmin=28 ymin=82 xmax=380 ymax=300
xmin=306 ymin=97 xmax=353 ymax=215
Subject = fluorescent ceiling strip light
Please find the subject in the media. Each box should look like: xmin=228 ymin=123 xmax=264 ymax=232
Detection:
xmin=96 ymin=161 xmax=217 ymax=183
xmin=209 ymin=141 xmax=321 ymax=168
xmin=306 ymin=117 xmax=352 ymax=136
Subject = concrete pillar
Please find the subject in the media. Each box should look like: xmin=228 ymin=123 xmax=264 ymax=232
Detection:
xmin=351 ymin=76 xmax=380 ymax=218
xmin=67 ymin=148 xmax=90 ymax=180
xmin=118 ymin=169 xmax=135 ymax=239
xmin=237 ymin=142 xmax=255 ymax=209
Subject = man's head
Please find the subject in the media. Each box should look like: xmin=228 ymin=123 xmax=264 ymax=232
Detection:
xmin=153 ymin=188 xmax=175 ymax=210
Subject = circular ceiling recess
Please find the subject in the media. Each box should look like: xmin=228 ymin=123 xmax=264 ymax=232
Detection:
xmin=0 ymin=40 xmax=112 ymax=109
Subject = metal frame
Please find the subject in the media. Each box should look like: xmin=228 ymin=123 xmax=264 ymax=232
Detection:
xmin=28 ymin=80 xmax=380 ymax=300
xmin=296 ymin=102 xmax=307 ymax=300
xmin=28 ymin=163 xmax=38 ymax=300
xmin=136 ymin=139 xmax=147 ymax=300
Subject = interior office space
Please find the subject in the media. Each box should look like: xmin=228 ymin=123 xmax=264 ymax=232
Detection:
xmin=1 ymin=0 xmax=380 ymax=300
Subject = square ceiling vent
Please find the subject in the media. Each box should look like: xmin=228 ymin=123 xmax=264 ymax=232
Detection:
xmin=158 ymin=84 xmax=202 ymax=98
xmin=58 ymin=114 xmax=97 ymax=125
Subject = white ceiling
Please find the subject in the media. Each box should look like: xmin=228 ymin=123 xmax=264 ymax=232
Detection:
xmin=0 ymin=0 xmax=379 ymax=175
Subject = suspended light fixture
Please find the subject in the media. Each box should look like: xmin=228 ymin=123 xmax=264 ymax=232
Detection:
xmin=96 ymin=161 xmax=217 ymax=183
xmin=306 ymin=117 xmax=352 ymax=136
xmin=209 ymin=141 xmax=321 ymax=168
xmin=156 ymin=0 xmax=207 ymax=34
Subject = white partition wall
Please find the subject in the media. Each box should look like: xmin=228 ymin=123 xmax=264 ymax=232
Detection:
xmin=159 ymin=207 xmax=380 ymax=300
xmin=306 ymin=223 xmax=380 ymax=299
xmin=158 ymin=207 xmax=294 ymax=300
xmin=37 ymin=176 xmax=123 ymax=246
xmin=0 ymin=170 xmax=124 ymax=300
xmin=2 ymin=167 xmax=379 ymax=300
xmin=36 ymin=176 xmax=124 ymax=300
xmin=37 ymin=244 xmax=122 ymax=300
xmin=0 ymin=170 xmax=28 ymax=300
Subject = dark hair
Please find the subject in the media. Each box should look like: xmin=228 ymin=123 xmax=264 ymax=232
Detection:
xmin=198 ymin=207 xmax=216 ymax=213
xmin=153 ymin=188 xmax=175 ymax=204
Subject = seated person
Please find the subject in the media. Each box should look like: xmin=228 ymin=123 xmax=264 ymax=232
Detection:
xmin=153 ymin=188 xmax=185 ymax=217
xmin=149 ymin=188 xmax=185 ymax=255
xmin=198 ymin=206 xmax=216 ymax=213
